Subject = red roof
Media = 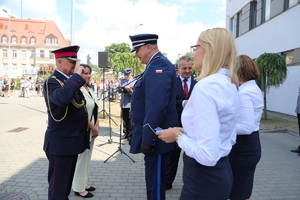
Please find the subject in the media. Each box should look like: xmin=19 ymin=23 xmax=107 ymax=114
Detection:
xmin=0 ymin=17 xmax=70 ymax=46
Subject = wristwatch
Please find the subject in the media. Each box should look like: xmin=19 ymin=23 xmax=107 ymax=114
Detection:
xmin=176 ymin=132 xmax=184 ymax=142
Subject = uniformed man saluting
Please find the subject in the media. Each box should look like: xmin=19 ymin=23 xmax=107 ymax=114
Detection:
xmin=43 ymin=45 xmax=89 ymax=200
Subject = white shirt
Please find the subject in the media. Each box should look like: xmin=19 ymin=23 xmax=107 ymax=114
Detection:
xmin=179 ymin=68 xmax=239 ymax=166
xmin=236 ymin=80 xmax=263 ymax=135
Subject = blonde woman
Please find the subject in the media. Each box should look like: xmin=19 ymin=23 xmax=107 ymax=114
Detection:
xmin=156 ymin=28 xmax=239 ymax=199
xmin=72 ymin=64 xmax=99 ymax=198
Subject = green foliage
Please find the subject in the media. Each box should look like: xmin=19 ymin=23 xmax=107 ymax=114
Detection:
xmin=255 ymin=53 xmax=287 ymax=90
xmin=86 ymin=54 xmax=101 ymax=81
xmin=255 ymin=53 xmax=287 ymax=120
xmin=104 ymin=43 xmax=145 ymax=76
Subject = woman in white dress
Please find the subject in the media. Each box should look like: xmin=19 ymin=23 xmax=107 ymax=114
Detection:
xmin=72 ymin=64 xmax=99 ymax=198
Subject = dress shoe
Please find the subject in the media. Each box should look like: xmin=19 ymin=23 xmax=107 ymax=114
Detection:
xmin=290 ymin=145 xmax=300 ymax=153
xmin=85 ymin=186 xmax=96 ymax=191
xmin=165 ymin=183 xmax=172 ymax=190
xmin=74 ymin=191 xmax=93 ymax=198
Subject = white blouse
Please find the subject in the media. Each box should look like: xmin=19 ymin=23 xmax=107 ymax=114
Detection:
xmin=236 ymin=80 xmax=263 ymax=135
xmin=179 ymin=68 xmax=239 ymax=166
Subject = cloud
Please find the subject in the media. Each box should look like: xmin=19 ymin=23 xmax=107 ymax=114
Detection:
xmin=74 ymin=0 xmax=210 ymax=64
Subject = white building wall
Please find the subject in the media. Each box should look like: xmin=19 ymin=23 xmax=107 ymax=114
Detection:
xmin=266 ymin=66 xmax=300 ymax=116
xmin=233 ymin=4 xmax=300 ymax=58
xmin=226 ymin=1 xmax=300 ymax=116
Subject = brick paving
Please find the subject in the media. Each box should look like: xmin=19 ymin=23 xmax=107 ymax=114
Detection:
xmin=0 ymin=94 xmax=299 ymax=200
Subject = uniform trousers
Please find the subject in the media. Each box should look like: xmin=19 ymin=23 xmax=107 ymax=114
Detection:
xmin=46 ymin=152 xmax=78 ymax=200
xmin=144 ymin=152 xmax=169 ymax=200
xmin=228 ymin=131 xmax=261 ymax=200
xmin=72 ymin=138 xmax=95 ymax=192
xmin=121 ymin=108 xmax=132 ymax=136
xmin=166 ymin=148 xmax=181 ymax=185
xmin=180 ymin=153 xmax=232 ymax=200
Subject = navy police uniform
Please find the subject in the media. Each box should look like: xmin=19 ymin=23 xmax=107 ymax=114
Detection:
xmin=129 ymin=34 xmax=178 ymax=200
xmin=43 ymin=45 xmax=89 ymax=200
xmin=119 ymin=68 xmax=136 ymax=139
xmin=165 ymin=75 xmax=197 ymax=188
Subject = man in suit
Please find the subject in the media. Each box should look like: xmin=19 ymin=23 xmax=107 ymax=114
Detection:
xmin=43 ymin=45 xmax=89 ymax=200
xmin=129 ymin=34 xmax=178 ymax=200
xmin=119 ymin=68 xmax=136 ymax=140
xmin=165 ymin=55 xmax=197 ymax=190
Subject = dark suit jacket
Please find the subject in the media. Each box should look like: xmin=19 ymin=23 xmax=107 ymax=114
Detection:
xmin=176 ymin=75 xmax=197 ymax=126
xmin=43 ymin=70 xmax=89 ymax=155
xmin=130 ymin=52 xmax=179 ymax=154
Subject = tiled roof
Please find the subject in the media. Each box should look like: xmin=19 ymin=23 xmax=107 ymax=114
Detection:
xmin=0 ymin=17 xmax=70 ymax=47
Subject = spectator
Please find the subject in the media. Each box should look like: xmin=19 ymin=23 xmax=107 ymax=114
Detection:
xmin=156 ymin=28 xmax=239 ymax=200
xmin=72 ymin=64 xmax=99 ymax=198
xmin=228 ymin=54 xmax=263 ymax=200
xmin=290 ymin=85 xmax=300 ymax=155
xmin=165 ymin=55 xmax=197 ymax=190
xmin=10 ymin=78 xmax=15 ymax=97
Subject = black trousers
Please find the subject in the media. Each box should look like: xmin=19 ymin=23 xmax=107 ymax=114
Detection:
xmin=166 ymin=148 xmax=181 ymax=185
xmin=122 ymin=108 xmax=132 ymax=136
xmin=46 ymin=152 xmax=78 ymax=200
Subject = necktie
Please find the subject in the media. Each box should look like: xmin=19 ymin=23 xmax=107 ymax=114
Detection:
xmin=183 ymin=78 xmax=188 ymax=100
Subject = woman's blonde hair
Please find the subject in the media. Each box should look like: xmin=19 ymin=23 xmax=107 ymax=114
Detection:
xmin=196 ymin=28 xmax=239 ymax=86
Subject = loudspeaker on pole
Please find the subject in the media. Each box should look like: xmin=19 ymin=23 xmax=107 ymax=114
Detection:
xmin=98 ymin=52 xmax=109 ymax=68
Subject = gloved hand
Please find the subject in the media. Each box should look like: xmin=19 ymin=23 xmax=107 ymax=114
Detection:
xmin=141 ymin=142 xmax=154 ymax=155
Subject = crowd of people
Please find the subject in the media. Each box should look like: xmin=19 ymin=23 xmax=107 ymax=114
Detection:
xmin=39 ymin=27 xmax=299 ymax=200
xmin=0 ymin=76 xmax=45 ymax=98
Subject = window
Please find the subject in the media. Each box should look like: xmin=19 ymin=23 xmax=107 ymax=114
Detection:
xmin=30 ymin=37 xmax=36 ymax=44
xmin=22 ymin=64 xmax=26 ymax=70
xmin=284 ymin=0 xmax=298 ymax=10
xmin=12 ymin=64 xmax=17 ymax=69
xmin=230 ymin=17 xmax=236 ymax=37
xmin=22 ymin=50 xmax=26 ymax=58
xmin=2 ymin=35 xmax=7 ymax=43
xmin=45 ymin=36 xmax=58 ymax=45
xmin=40 ymin=50 xmax=45 ymax=58
xmin=282 ymin=50 xmax=294 ymax=65
xmin=21 ymin=37 xmax=27 ymax=44
xmin=12 ymin=36 xmax=17 ymax=44
xmin=3 ymin=49 xmax=7 ymax=58
xmin=30 ymin=50 xmax=35 ymax=59
xmin=49 ymin=51 xmax=54 ymax=59
xmin=3 ymin=63 xmax=8 ymax=71
xmin=250 ymin=1 xmax=257 ymax=30
xmin=12 ymin=50 xmax=17 ymax=58
xmin=236 ymin=11 xmax=242 ymax=37
xmin=262 ymin=0 xmax=271 ymax=23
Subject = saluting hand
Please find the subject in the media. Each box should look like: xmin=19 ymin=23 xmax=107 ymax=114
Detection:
xmin=74 ymin=60 xmax=82 ymax=75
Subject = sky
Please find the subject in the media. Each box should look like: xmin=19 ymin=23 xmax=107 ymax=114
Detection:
xmin=0 ymin=0 xmax=226 ymax=65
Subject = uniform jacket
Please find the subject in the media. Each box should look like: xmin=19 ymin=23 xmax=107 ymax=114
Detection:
xmin=175 ymin=75 xmax=197 ymax=126
xmin=43 ymin=70 xmax=89 ymax=155
xmin=130 ymin=52 xmax=179 ymax=154
xmin=120 ymin=77 xmax=136 ymax=108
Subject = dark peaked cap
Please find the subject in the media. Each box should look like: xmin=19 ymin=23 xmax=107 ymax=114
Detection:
xmin=129 ymin=34 xmax=158 ymax=52
xmin=51 ymin=45 xmax=80 ymax=61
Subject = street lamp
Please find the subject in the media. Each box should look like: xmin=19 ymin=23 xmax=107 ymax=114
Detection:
xmin=3 ymin=9 xmax=11 ymax=87
xmin=135 ymin=23 xmax=143 ymax=34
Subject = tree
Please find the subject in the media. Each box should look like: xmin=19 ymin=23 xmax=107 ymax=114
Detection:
xmin=104 ymin=43 xmax=144 ymax=76
xmin=86 ymin=54 xmax=101 ymax=81
xmin=255 ymin=53 xmax=287 ymax=120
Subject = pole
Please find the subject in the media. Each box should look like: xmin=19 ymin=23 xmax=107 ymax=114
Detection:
xmin=135 ymin=23 xmax=143 ymax=34
xmin=3 ymin=9 xmax=11 ymax=91
xmin=71 ymin=0 xmax=75 ymax=45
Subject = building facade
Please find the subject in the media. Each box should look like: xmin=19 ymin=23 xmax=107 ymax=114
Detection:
xmin=0 ymin=17 xmax=70 ymax=79
xmin=226 ymin=0 xmax=300 ymax=116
